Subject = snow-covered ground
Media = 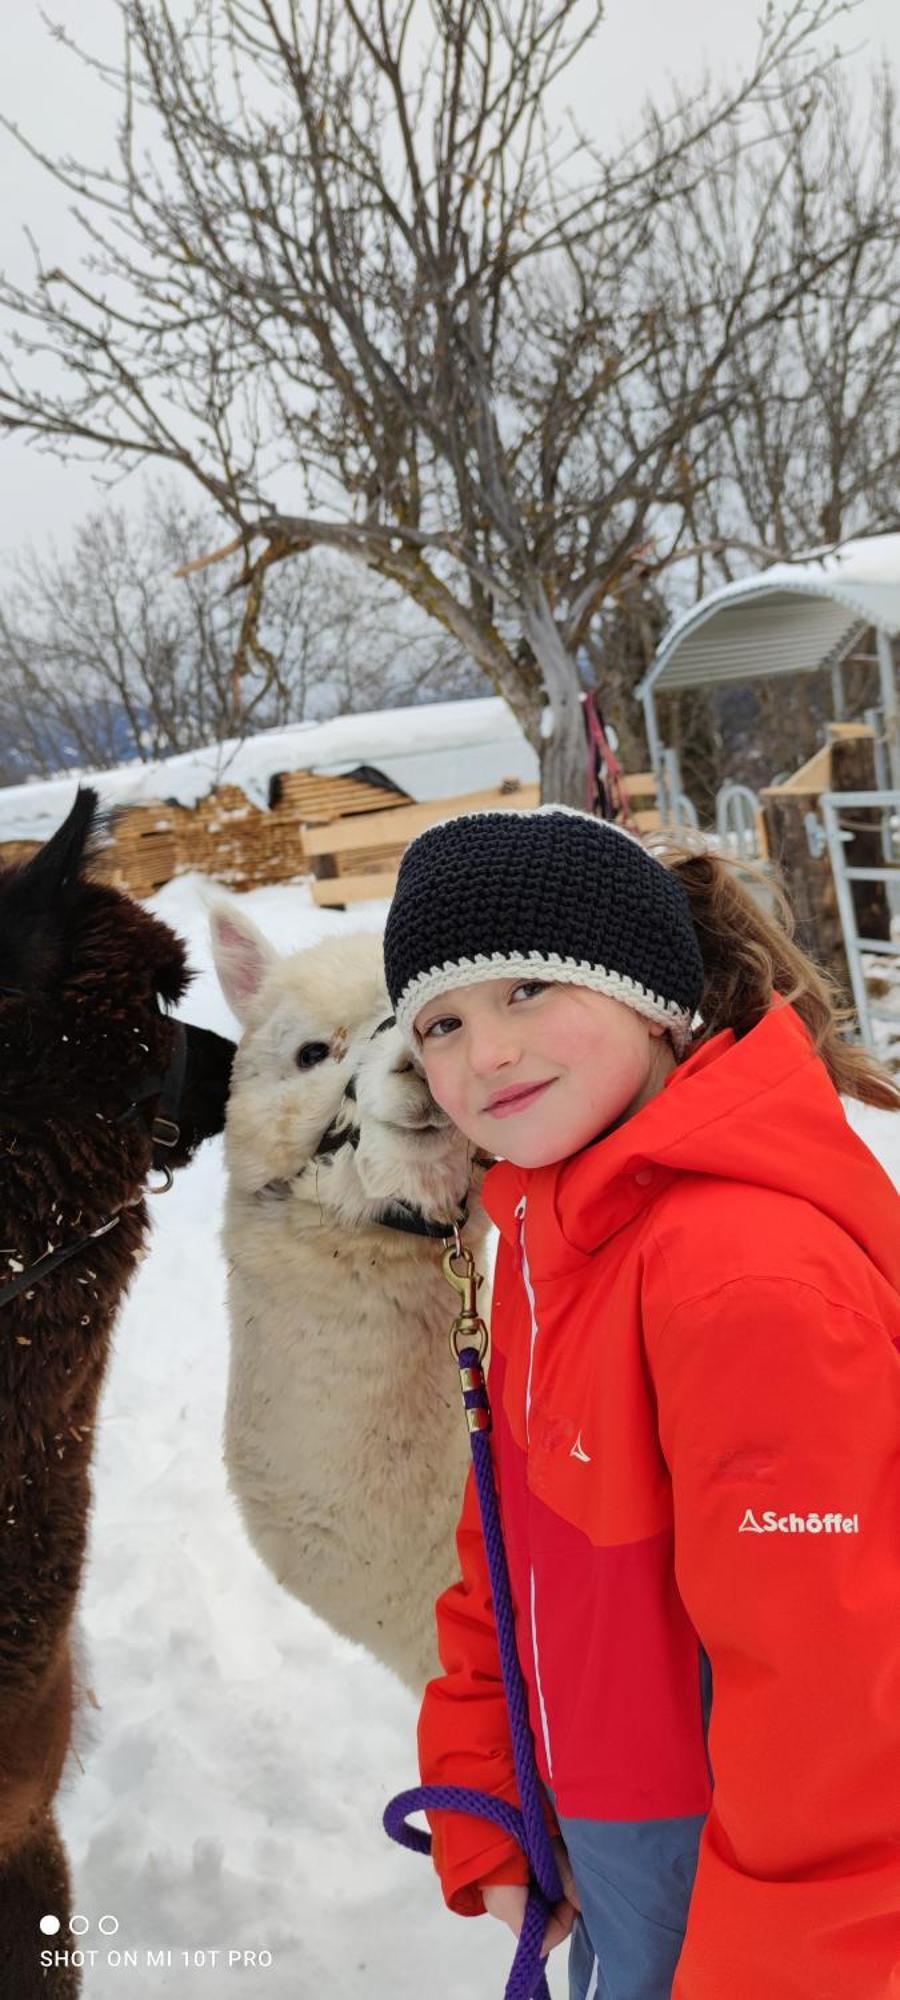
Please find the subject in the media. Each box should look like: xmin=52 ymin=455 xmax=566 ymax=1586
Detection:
xmin=55 ymin=873 xmax=900 ymax=1999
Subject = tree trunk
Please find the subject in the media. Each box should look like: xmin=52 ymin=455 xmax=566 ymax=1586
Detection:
xmin=521 ymin=590 xmax=590 ymax=808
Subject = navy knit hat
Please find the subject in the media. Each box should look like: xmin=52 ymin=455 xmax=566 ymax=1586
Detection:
xmin=383 ymin=805 xmax=705 ymax=1057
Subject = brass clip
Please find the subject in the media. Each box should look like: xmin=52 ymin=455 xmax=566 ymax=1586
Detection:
xmin=441 ymin=1238 xmax=490 ymax=1367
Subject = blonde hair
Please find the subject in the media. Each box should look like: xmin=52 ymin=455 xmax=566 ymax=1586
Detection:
xmin=643 ymin=829 xmax=900 ymax=1113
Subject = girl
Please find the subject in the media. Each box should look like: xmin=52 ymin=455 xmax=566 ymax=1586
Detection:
xmin=382 ymin=804 xmax=900 ymax=2000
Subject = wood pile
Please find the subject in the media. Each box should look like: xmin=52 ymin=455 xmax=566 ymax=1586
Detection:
xmin=96 ymin=801 xmax=185 ymax=897
xmin=0 ymin=768 xmax=412 ymax=900
xmin=272 ymin=769 xmax=407 ymax=821
xmin=0 ymin=839 xmax=41 ymax=871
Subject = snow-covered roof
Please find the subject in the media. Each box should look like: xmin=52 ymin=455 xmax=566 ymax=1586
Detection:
xmin=635 ymin=534 xmax=900 ymax=698
xmin=0 ymin=696 xmax=538 ymax=847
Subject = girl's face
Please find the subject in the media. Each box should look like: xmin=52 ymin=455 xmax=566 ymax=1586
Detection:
xmin=412 ymin=977 xmax=677 ymax=1167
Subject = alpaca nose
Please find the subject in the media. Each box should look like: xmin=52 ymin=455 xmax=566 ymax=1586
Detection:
xmin=393 ymin=1047 xmax=429 ymax=1082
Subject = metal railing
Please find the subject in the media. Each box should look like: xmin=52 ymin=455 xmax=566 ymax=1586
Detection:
xmin=715 ymin=783 xmax=764 ymax=862
xmin=820 ymin=789 xmax=900 ymax=1059
xmin=658 ymin=748 xmax=700 ymax=830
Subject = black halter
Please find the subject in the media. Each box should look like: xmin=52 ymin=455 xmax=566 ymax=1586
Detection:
xmin=114 ymin=1018 xmax=189 ymax=1177
xmin=0 ymin=1019 xmax=189 ymax=1310
xmin=308 ymin=1012 xmax=493 ymax=1240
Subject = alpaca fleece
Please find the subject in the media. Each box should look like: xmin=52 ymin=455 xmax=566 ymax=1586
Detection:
xmin=0 ymin=792 xmax=233 ymax=1998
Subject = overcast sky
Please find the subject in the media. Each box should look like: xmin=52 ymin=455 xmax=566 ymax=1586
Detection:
xmin=1 ymin=0 xmax=898 ymax=566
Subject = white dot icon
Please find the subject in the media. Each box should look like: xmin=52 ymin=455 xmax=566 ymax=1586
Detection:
xmin=70 ymin=1915 xmax=89 ymax=1936
xmin=99 ymin=1915 xmax=119 ymax=1936
xmin=39 ymin=1916 xmax=60 ymax=1936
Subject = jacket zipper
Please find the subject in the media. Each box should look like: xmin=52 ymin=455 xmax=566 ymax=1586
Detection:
xmin=516 ymin=1194 xmax=539 ymax=1447
xmin=515 ymin=1193 xmax=554 ymax=1781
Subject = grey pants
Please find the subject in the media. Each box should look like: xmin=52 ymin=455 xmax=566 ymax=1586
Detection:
xmin=553 ymin=1803 xmax=705 ymax=2000
xmin=568 ymin=1912 xmax=603 ymax=1998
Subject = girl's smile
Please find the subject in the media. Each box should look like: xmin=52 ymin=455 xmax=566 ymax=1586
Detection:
xmin=485 ymin=1077 xmax=556 ymax=1117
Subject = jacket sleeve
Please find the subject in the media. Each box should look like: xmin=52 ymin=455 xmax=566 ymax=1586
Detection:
xmin=417 ymin=1455 xmax=560 ymax=1917
xmin=645 ymin=1270 xmax=900 ymax=2000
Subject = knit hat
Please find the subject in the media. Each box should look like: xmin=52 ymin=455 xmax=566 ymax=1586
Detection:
xmin=383 ymin=804 xmax=705 ymax=1057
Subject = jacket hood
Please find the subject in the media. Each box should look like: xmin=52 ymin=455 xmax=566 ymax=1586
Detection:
xmin=480 ymin=998 xmax=900 ymax=1288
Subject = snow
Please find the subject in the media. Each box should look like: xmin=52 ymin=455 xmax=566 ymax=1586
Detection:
xmin=0 ymin=697 xmax=538 ymax=846
xmin=55 ymin=871 xmax=900 ymax=1997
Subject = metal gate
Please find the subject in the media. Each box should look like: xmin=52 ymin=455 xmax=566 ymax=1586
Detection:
xmin=820 ymin=788 xmax=900 ymax=1063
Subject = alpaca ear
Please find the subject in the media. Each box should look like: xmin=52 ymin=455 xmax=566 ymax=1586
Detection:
xmin=22 ymin=785 xmax=100 ymax=906
xmin=209 ymin=902 xmax=278 ymax=1023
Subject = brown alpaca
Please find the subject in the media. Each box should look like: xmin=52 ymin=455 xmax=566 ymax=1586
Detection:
xmin=0 ymin=790 xmax=233 ymax=1997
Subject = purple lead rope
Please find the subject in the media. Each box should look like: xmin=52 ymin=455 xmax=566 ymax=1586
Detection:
xmin=383 ymin=1332 xmax=565 ymax=2000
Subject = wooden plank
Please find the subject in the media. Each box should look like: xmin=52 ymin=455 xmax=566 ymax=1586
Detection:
xmin=298 ymin=782 xmax=541 ymax=858
xmin=334 ymin=844 xmax=406 ymax=877
xmin=761 ymin=723 xmax=874 ymax=799
xmin=311 ymin=872 xmax=401 ymax=905
xmin=763 ymin=742 xmax=831 ymax=796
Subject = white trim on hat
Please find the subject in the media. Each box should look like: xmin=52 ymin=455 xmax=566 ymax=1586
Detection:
xmin=396 ymin=950 xmax=693 ymax=1057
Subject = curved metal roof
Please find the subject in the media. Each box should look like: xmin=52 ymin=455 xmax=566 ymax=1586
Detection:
xmin=636 ymin=534 xmax=900 ymax=697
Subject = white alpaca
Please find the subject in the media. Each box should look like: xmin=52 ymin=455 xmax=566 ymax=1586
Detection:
xmin=210 ymin=905 xmax=493 ymax=1691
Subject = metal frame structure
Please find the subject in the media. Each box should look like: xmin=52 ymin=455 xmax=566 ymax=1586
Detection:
xmin=635 ymin=536 xmax=900 ymax=801
xmin=820 ymin=788 xmax=900 ymax=1059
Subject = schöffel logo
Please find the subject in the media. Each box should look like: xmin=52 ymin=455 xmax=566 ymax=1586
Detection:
xmin=739 ymin=1509 xmax=859 ymax=1535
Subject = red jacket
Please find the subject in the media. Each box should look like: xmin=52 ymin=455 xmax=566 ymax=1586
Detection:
xmin=417 ymin=999 xmax=900 ymax=1998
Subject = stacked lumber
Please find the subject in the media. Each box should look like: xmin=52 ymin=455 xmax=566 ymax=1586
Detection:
xmin=0 ymin=839 xmax=40 ymax=871
xmin=177 ymin=785 xmax=293 ymax=891
xmin=273 ymin=769 xmax=409 ymax=822
xmin=0 ymin=766 xmax=414 ymax=899
xmin=97 ymin=802 xmax=185 ymax=897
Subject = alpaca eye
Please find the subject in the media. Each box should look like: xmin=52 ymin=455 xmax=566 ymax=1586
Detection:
xmin=296 ymin=1041 xmax=330 ymax=1069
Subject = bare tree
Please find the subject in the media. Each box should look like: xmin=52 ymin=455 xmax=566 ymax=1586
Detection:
xmin=598 ymin=55 xmax=900 ymax=806
xmin=0 ymin=1 xmax=893 ymax=801
xmin=669 ymin=61 xmax=900 ymax=582
xmin=0 ymin=485 xmax=486 ymax=778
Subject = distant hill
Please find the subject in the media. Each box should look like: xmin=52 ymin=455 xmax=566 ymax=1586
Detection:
xmin=0 ymin=699 xmax=145 ymax=786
